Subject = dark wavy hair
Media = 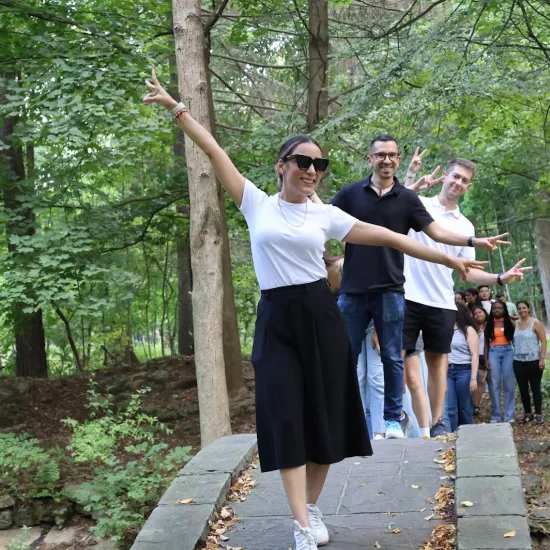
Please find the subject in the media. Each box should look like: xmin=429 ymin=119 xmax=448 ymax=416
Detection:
xmin=485 ymin=301 xmax=515 ymax=342
xmin=516 ymin=300 xmax=530 ymax=312
xmin=456 ymin=302 xmax=476 ymax=338
xmin=471 ymin=305 xmax=488 ymax=329
xmin=275 ymin=135 xmax=322 ymax=190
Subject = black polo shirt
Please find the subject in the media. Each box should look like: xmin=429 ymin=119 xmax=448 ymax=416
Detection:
xmin=331 ymin=175 xmax=434 ymax=293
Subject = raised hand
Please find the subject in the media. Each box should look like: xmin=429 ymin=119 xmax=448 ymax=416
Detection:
xmin=409 ymin=166 xmax=445 ymax=193
xmin=446 ymin=257 xmax=488 ymax=281
xmin=408 ymin=146 xmax=428 ymax=175
xmin=472 ymin=233 xmax=512 ymax=252
xmin=144 ymin=69 xmax=177 ymax=110
xmin=500 ymin=258 xmax=533 ymax=284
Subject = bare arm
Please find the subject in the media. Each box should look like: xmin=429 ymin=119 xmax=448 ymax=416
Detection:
xmin=484 ymin=338 xmax=490 ymax=369
xmin=144 ymin=69 xmax=245 ymax=206
xmin=533 ymin=319 xmax=547 ymax=369
xmin=466 ymin=258 xmax=532 ymax=285
xmin=466 ymin=326 xmax=479 ymax=393
xmin=344 ymin=221 xmax=486 ymax=280
xmin=423 ymin=222 xmax=511 ymax=252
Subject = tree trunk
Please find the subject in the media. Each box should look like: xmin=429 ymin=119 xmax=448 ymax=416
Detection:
xmin=170 ymin=53 xmax=195 ymax=356
xmin=55 ymin=308 xmax=83 ymax=372
xmin=535 ymin=218 xmax=550 ymax=324
xmin=0 ymin=72 xmax=48 ymax=378
xmin=307 ymin=0 xmax=329 ymax=132
xmin=202 ymin=42 xmax=245 ymax=399
xmin=172 ymin=0 xmax=231 ymax=445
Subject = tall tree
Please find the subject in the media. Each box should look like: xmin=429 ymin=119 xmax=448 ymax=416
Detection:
xmin=0 ymin=73 xmax=48 ymax=377
xmin=172 ymin=0 xmax=232 ymax=444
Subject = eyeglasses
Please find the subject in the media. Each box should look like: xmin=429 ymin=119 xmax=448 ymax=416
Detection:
xmin=371 ymin=152 xmax=400 ymax=161
xmin=283 ymin=154 xmax=329 ymax=173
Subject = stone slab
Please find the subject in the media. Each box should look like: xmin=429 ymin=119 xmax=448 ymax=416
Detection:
xmin=0 ymin=527 xmax=42 ymax=550
xmin=42 ymin=526 xmax=80 ymax=545
xmin=339 ymin=474 xmax=444 ymax=514
xmin=457 ymin=516 xmax=531 ymax=549
xmin=225 ymin=512 xmax=434 ymax=550
xmin=456 ymin=423 xmax=516 ymax=458
xmin=177 ymin=433 xmax=257 ymax=477
xmin=158 ymin=472 xmax=231 ymax=507
xmin=455 ymin=476 xmax=526 ymax=517
xmin=131 ymin=504 xmax=214 ymax=550
xmin=457 ymin=455 xmax=519 ymax=477
xmin=516 ymin=440 xmax=550 ymax=454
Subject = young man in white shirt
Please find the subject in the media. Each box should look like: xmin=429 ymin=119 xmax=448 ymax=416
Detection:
xmin=403 ymin=155 xmax=530 ymax=437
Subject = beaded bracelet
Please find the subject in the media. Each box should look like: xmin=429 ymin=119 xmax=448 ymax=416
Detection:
xmin=174 ymin=108 xmax=188 ymax=121
xmin=170 ymin=102 xmax=186 ymax=117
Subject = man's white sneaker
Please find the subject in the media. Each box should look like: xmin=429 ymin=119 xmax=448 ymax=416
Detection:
xmin=307 ymin=504 xmax=329 ymax=546
xmin=384 ymin=420 xmax=405 ymax=439
xmin=293 ymin=520 xmax=317 ymax=550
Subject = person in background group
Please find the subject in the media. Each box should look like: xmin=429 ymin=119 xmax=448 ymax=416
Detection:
xmin=465 ymin=287 xmax=482 ymax=312
xmin=403 ymin=150 xmax=530 ymax=438
xmin=446 ymin=303 xmax=479 ymax=431
xmin=333 ymin=136 xmax=503 ymax=440
xmin=485 ymin=301 xmax=516 ymax=423
xmin=478 ymin=285 xmax=494 ymax=314
xmin=513 ymin=301 xmax=547 ymax=425
xmin=144 ymin=70 xmax=481 ymax=550
xmin=455 ymin=291 xmax=466 ymax=304
xmin=496 ymin=292 xmax=520 ymax=320
xmin=471 ymin=305 xmax=491 ymax=416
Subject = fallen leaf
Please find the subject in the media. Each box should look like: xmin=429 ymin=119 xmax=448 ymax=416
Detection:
xmin=411 ymin=484 xmax=421 ymax=489
xmin=461 ymin=501 xmax=474 ymax=507
xmin=377 ymin=491 xmax=386 ymax=495
xmin=360 ymin=483 xmax=367 ymax=487
xmin=220 ymin=534 xmax=229 ymax=541
xmin=374 ymin=542 xmax=382 ymax=548
xmin=434 ymin=459 xmax=445 ymax=464
xmin=504 ymin=531 xmax=516 ymax=538
xmin=220 ymin=507 xmax=232 ymax=519
xmin=176 ymin=498 xmax=194 ymax=505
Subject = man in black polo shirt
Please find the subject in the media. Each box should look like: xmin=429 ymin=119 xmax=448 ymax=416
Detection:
xmin=332 ymin=134 xmax=506 ymax=439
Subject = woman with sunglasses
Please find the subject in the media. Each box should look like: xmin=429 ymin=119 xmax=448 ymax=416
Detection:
xmin=144 ymin=69 xmax=483 ymax=550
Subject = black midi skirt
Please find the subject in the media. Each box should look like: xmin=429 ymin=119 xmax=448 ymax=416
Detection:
xmin=251 ymin=279 xmax=372 ymax=473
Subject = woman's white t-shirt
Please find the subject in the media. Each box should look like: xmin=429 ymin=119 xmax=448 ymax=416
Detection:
xmin=239 ymin=180 xmax=357 ymax=290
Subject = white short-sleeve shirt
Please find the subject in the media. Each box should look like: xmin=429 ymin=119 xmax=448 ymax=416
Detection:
xmin=239 ymin=180 xmax=357 ymax=290
xmin=404 ymin=195 xmax=475 ymax=310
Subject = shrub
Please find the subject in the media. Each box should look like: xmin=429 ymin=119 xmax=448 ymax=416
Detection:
xmin=0 ymin=433 xmax=61 ymax=500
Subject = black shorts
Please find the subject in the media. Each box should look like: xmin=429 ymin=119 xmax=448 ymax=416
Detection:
xmin=403 ymin=300 xmax=456 ymax=355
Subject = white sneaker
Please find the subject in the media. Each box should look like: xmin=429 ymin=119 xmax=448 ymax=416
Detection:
xmin=307 ymin=504 xmax=329 ymax=546
xmin=384 ymin=420 xmax=405 ymax=439
xmin=293 ymin=520 xmax=317 ymax=550
xmin=374 ymin=434 xmax=385 ymax=440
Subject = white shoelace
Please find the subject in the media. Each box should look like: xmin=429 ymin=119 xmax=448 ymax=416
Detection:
xmin=308 ymin=505 xmax=324 ymax=530
xmin=294 ymin=521 xmax=317 ymax=550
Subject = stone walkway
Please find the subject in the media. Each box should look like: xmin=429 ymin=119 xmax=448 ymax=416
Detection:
xmin=224 ymin=438 xmax=451 ymax=550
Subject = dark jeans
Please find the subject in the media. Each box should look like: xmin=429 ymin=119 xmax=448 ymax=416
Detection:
xmin=513 ymin=360 xmax=543 ymax=415
xmin=338 ymin=291 xmax=405 ymax=423
xmin=446 ymin=363 xmax=474 ymax=432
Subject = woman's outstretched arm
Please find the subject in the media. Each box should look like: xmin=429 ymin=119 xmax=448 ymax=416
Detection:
xmin=144 ymin=69 xmax=245 ymax=206
xmin=344 ymin=220 xmax=487 ymax=281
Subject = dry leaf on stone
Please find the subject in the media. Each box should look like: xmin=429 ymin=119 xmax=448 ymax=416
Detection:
xmin=360 ymin=483 xmax=367 ymax=487
xmin=411 ymin=484 xmax=421 ymax=489
xmin=374 ymin=542 xmax=382 ymax=548
xmin=461 ymin=501 xmax=474 ymax=507
xmin=175 ymin=498 xmax=194 ymax=505
xmin=504 ymin=531 xmax=516 ymax=538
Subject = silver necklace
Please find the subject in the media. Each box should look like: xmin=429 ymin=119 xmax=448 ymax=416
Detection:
xmin=370 ymin=181 xmax=394 ymax=196
xmin=278 ymin=195 xmax=308 ymax=227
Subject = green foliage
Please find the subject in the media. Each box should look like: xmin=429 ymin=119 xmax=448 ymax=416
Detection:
xmin=71 ymin=444 xmax=191 ymax=542
xmin=0 ymin=433 xmax=60 ymax=500
xmin=62 ymin=382 xmax=168 ymax=463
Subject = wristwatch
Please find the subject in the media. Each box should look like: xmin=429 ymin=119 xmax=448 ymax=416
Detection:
xmin=497 ymin=273 xmax=504 ymax=286
xmin=467 ymin=236 xmax=475 ymax=247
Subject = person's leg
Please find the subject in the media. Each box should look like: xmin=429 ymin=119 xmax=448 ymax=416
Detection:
xmin=502 ymin=347 xmax=516 ymax=422
xmin=337 ymin=293 xmax=370 ymax=362
xmin=372 ymin=291 xmax=405 ymax=425
xmin=281 ymin=466 xmax=309 ymax=527
xmin=425 ymin=352 xmax=448 ymax=422
xmin=405 ymin=353 xmax=430 ymax=435
xmin=357 ymin=336 xmax=371 ymax=435
xmin=306 ymin=462 xmax=330 ymax=504
xmin=489 ymin=347 xmax=503 ymax=422
xmin=365 ymin=321 xmax=385 ymax=437
xmin=455 ymin=367 xmax=474 ymax=427
xmin=446 ymin=366 xmax=459 ymax=432
xmin=527 ymin=361 xmax=544 ymax=416
xmin=513 ymin=360 xmax=532 ymax=415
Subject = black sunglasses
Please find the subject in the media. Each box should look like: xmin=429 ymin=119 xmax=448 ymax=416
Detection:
xmin=283 ymin=154 xmax=329 ymax=173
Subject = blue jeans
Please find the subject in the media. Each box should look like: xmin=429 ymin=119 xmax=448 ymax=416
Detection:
xmin=489 ymin=344 xmax=515 ymax=422
xmin=357 ymin=322 xmax=385 ymax=436
xmin=446 ymin=364 xmax=474 ymax=432
xmin=338 ymin=292 xmax=405 ymax=423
